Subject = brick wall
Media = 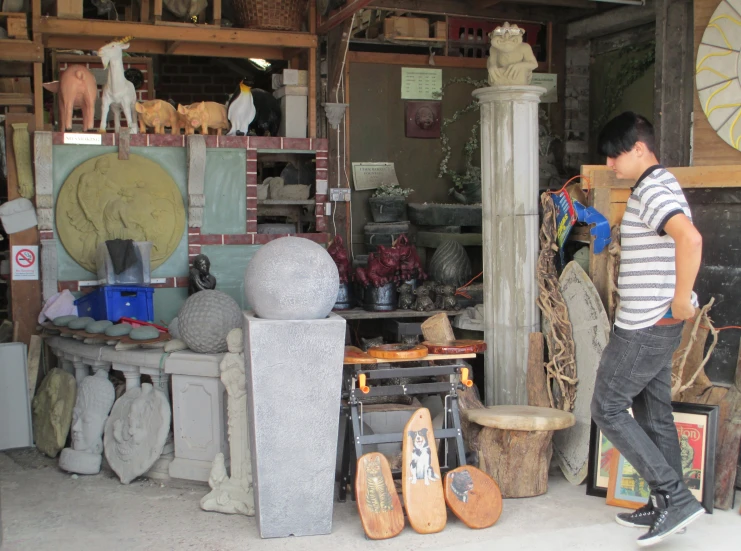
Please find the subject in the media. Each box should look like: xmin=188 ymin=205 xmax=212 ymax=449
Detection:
xmin=564 ymin=40 xmax=590 ymax=174
xmin=157 ymin=56 xmax=238 ymax=108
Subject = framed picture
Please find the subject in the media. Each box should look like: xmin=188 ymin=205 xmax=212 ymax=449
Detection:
xmin=590 ymin=402 xmax=718 ymax=513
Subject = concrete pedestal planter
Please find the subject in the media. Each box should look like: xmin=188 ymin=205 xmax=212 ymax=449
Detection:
xmin=361 ymin=282 xmax=397 ymax=312
xmin=368 ymin=196 xmax=406 ymax=223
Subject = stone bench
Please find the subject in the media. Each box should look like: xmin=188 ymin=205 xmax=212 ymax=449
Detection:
xmin=464 ymin=405 xmax=575 ymax=498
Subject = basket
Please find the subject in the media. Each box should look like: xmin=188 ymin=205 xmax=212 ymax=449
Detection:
xmin=232 ymin=0 xmax=307 ymax=31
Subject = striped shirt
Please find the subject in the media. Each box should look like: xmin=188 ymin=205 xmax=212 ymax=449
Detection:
xmin=615 ymin=165 xmax=696 ymax=329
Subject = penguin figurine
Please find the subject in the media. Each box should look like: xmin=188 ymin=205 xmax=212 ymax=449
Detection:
xmin=226 ymin=80 xmax=256 ymax=136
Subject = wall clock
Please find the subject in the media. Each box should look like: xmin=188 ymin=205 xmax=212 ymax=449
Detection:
xmin=696 ymin=0 xmax=741 ymax=151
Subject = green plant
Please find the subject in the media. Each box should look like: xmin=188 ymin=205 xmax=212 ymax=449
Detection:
xmin=371 ymin=183 xmax=414 ymax=198
xmin=435 ymin=77 xmax=487 ymax=197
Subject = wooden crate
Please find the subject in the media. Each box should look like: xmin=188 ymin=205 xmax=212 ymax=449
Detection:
xmin=56 ymin=0 xmax=83 ymax=19
xmin=433 ymin=21 xmax=447 ymax=39
xmin=383 ymin=16 xmax=430 ymax=39
xmin=0 ymin=12 xmax=27 ymax=39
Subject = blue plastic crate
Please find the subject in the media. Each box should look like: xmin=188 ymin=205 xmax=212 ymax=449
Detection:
xmin=75 ymin=285 xmax=154 ymax=323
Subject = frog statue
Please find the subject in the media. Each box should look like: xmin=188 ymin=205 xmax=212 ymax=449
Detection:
xmin=487 ymin=22 xmax=539 ymax=87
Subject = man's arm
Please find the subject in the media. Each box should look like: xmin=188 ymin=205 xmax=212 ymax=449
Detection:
xmin=663 ymin=213 xmax=702 ymax=320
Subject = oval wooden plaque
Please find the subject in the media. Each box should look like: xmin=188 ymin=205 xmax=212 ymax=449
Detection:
xmin=368 ymin=344 xmax=428 ymax=360
xmin=444 ymin=465 xmax=503 ymax=529
xmin=344 ymin=346 xmax=378 ymax=364
xmin=402 ymin=408 xmax=447 ymax=534
xmin=421 ymin=339 xmax=487 ymax=354
xmin=355 ymin=452 xmax=405 ymax=540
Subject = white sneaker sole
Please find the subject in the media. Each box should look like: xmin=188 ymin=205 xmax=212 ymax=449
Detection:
xmin=614 ymin=515 xmax=686 ymax=534
xmin=635 ymin=508 xmax=704 ymax=547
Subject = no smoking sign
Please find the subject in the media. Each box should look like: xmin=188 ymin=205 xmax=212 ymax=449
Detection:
xmin=12 ymin=245 xmax=39 ymax=281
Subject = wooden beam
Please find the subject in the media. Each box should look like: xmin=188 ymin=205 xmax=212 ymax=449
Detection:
xmin=0 ymin=93 xmax=34 ymax=106
xmin=46 ymin=36 xmax=285 ymax=60
xmin=584 ymin=165 xmax=741 ymax=189
xmin=38 ymin=17 xmax=317 ymax=48
xmin=367 ymin=0 xmax=584 ymax=23
xmin=140 ymin=0 xmax=150 ymax=22
xmin=328 ymin=19 xmax=353 ymax=97
xmin=213 ymin=0 xmax=222 ymax=26
xmin=348 ymin=50 xmax=487 ymax=68
xmin=309 ymin=46 xmax=317 ymax=137
xmin=567 ymin=0 xmax=655 ymax=39
xmin=0 ymin=39 xmax=43 ymax=63
xmin=318 ymin=0 xmax=374 ymax=35
xmin=154 ymin=0 xmax=162 ymax=21
xmin=33 ymin=63 xmax=43 ymax=128
xmin=166 ymin=41 xmax=182 ymax=54
xmin=5 ymin=114 xmax=42 ymax=348
xmin=653 ymin=0 xmax=693 ymax=167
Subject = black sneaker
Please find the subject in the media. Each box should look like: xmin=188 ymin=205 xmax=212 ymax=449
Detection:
xmin=615 ymin=502 xmax=655 ymax=528
xmin=636 ymin=493 xmax=704 ymax=547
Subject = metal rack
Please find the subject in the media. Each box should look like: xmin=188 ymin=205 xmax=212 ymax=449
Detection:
xmin=337 ymin=357 xmax=471 ymax=502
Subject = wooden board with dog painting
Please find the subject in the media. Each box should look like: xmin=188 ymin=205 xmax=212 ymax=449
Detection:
xmin=444 ymin=465 xmax=503 ymax=529
xmin=355 ymin=453 xmax=405 ymax=540
xmin=401 ymin=408 xmax=447 ymax=534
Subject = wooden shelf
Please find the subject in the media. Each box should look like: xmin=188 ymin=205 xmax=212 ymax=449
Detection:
xmin=38 ymin=17 xmax=317 ymax=59
xmin=0 ymin=39 xmax=43 ymax=62
xmin=258 ymin=199 xmax=316 ymax=206
xmin=0 ymin=93 xmax=33 ymax=106
xmin=336 ymin=308 xmax=459 ymax=320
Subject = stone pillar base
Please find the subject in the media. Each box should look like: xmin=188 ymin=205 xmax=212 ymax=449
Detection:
xmin=244 ymin=312 xmax=346 ymax=538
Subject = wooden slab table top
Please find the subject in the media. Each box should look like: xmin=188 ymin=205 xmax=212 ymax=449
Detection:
xmin=343 ymin=346 xmax=476 ymax=365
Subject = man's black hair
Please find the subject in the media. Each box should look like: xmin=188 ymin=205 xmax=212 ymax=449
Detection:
xmin=597 ymin=111 xmax=655 ymax=158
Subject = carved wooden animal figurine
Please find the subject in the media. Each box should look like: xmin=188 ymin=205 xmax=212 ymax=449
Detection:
xmin=396 ymin=234 xmax=426 ymax=282
xmin=355 ymin=245 xmax=400 ymax=288
xmin=413 ymin=285 xmax=435 ymax=312
xmin=487 ymin=22 xmax=538 ymax=86
xmin=99 ymin=37 xmax=139 ymax=134
xmin=177 ymin=102 xmax=229 ymax=135
xmin=327 ymin=236 xmax=352 ymax=284
xmin=43 ymin=65 xmax=97 ymax=132
xmin=135 ymin=100 xmax=181 ymax=135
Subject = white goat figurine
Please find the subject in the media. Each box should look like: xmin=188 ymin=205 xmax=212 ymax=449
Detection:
xmin=98 ymin=37 xmax=138 ymax=134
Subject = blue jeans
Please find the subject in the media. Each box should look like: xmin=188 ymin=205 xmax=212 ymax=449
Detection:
xmin=590 ymin=322 xmax=696 ymax=507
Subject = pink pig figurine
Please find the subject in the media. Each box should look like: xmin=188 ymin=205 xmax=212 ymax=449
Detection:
xmin=43 ymin=64 xmax=98 ymax=132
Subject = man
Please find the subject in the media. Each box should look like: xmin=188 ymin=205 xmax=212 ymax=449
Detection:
xmin=591 ymin=112 xmax=704 ymax=547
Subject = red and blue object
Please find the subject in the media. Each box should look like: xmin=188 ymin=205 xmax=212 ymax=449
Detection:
xmin=75 ymin=285 xmax=154 ymax=323
xmin=552 ymin=182 xmax=611 ymax=255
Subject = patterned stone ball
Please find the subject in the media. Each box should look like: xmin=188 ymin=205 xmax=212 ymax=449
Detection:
xmin=244 ymin=236 xmax=340 ymax=320
xmin=177 ymin=290 xmax=243 ymax=354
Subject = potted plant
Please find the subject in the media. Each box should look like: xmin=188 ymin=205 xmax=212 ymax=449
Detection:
xmin=368 ymin=183 xmax=413 ymax=223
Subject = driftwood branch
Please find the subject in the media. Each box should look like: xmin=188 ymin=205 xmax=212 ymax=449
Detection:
xmin=671 ymin=298 xmax=715 ymax=399
xmin=536 ymin=194 xmax=577 ymax=412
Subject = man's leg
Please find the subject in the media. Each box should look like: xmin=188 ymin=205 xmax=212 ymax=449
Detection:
xmin=591 ymin=325 xmax=688 ymax=502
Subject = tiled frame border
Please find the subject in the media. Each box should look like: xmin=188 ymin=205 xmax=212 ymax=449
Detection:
xmin=46 ymin=133 xmax=330 ymax=292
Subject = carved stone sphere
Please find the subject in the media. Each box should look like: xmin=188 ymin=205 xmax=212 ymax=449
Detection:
xmin=244 ymin=236 xmax=339 ymax=320
xmin=178 ymin=290 xmax=243 ymax=354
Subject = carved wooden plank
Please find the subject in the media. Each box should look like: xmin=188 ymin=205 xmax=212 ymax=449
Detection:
xmin=355 ymin=452 xmax=404 ymax=540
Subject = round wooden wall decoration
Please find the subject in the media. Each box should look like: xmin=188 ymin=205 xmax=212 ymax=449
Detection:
xmin=696 ymin=0 xmax=741 ymax=150
xmin=56 ymin=153 xmax=185 ymax=272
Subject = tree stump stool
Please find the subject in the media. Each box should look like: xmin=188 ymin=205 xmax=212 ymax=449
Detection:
xmin=463 ymin=405 xmax=575 ymax=498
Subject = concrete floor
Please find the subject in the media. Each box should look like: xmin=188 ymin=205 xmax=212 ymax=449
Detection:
xmin=0 ymin=448 xmax=738 ymax=551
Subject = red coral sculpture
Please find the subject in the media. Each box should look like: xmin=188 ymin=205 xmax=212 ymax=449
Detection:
xmin=396 ymin=234 xmax=427 ymax=282
xmin=327 ymin=236 xmax=352 ymax=284
xmin=355 ymin=245 xmax=401 ymax=287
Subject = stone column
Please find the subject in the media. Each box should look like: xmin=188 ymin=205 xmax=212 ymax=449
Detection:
xmin=473 ymin=85 xmax=545 ymax=406
xmin=71 ymin=359 xmax=90 ymax=386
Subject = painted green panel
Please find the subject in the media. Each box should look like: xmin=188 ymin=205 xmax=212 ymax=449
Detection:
xmin=154 ymin=287 xmax=189 ymax=325
xmin=202 ymin=149 xmax=247 ymax=235
xmin=52 ymin=145 xmax=189 ymax=280
xmin=201 ymin=245 xmax=261 ymax=309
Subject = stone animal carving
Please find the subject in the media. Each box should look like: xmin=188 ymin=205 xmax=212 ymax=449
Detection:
xmin=177 ymin=101 xmax=229 ymax=135
xmin=189 ymin=253 xmax=217 ymax=295
xmin=135 ymin=100 xmax=181 ymax=135
xmin=397 ymin=282 xmax=415 ymax=309
xmin=355 ymin=245 xmax=400 ymax=288
xmin=327 ymin=235 xmax=352 ymax=284
xmin=396 ymin=234 xmax=426 ymax=282
xmin=360 ymin=336 xmax=384 ymax=352
xmin=43 ymin=65 xmax=97 ymax=132
xmin=413 ymin=285 xmax=435 ymax=312
xmin=435 ymin=284 xmax=460 ymax=311
xmin=99 ymin=37 xmax=139 ymax=134
xmin=267 ymin=177 xmax=310 ymax=200
xmin=487 ymin=23 xmax=538 ymax=87
xmin=59 ymin=370 xmax=115 ymax=475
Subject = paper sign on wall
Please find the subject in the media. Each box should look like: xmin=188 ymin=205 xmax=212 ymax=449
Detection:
xmin=531 ymin=73 xmax=557 ymax=103
xmin=12 ymin=245 xmax=39 ymax=281
xmin=401 ymin=68 xmax=443 ymax=100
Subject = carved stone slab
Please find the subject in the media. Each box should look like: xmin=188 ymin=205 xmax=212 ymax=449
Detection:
xmin=104 ymin=383 xmax=171 ymax=484
xmin=552 ymin=261 xmax=610 ymax=484
xmin=32 ymin=368 xmax=77 ymax=458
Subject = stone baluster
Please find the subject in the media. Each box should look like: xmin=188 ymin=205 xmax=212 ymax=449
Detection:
xmin=71 ymin=358 xmax=90 ymax=386
xmin=149 ymin=372 xmax=171 ymax=402
xmin=113 ymin=364 xmax=141 ymax=390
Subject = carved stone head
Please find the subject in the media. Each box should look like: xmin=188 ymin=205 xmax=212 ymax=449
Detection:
xmin=193 ymin=254 xmax=211 ymax=275
xmin=489 ymin=22 xmax=524 ymax=53
xmin=71 ymin=370 xmax=115 ymax=454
